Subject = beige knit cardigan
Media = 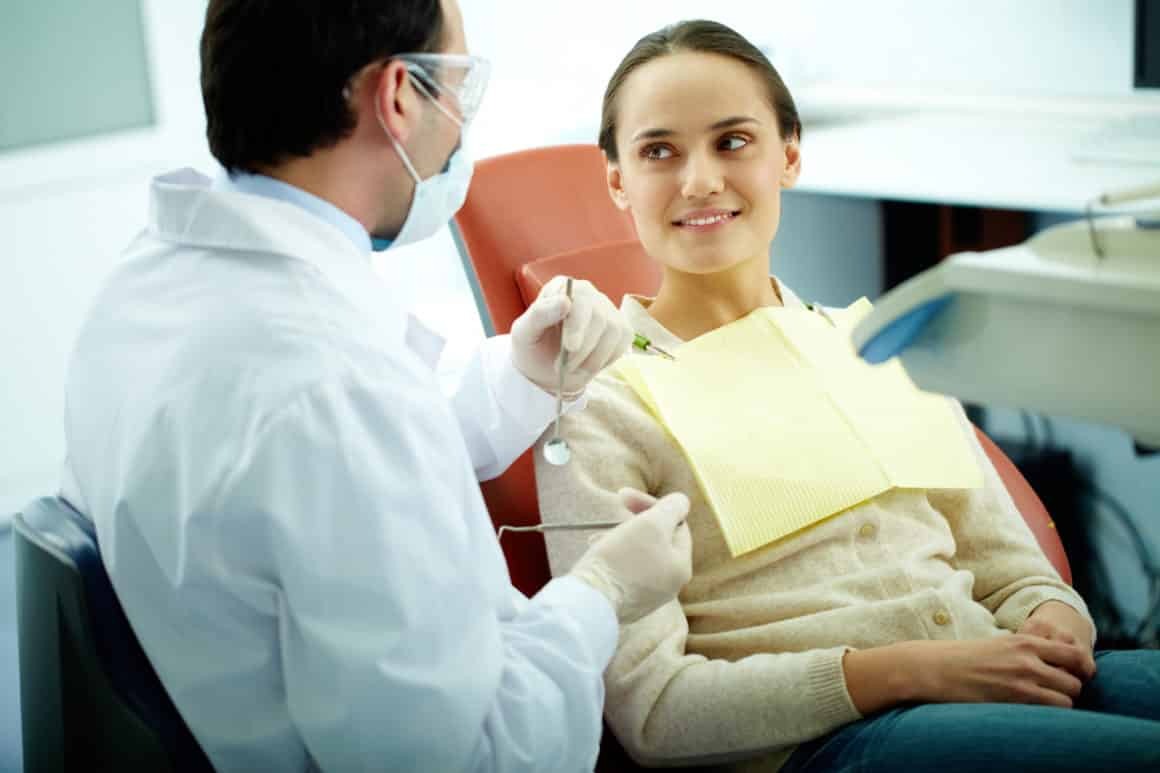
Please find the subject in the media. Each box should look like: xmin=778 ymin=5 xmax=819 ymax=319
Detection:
xmin=534 ymin=280 xmax=1092 ymax=772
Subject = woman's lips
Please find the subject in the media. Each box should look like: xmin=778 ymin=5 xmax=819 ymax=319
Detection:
xmin=673 ymin=209 xmax=740 ymax=231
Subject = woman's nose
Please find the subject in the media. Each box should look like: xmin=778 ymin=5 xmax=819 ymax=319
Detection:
xmin=681 ymin=153 xmax=725 ymax=199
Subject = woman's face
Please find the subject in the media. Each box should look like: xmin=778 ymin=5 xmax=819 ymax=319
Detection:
xmin=607 ymin=51 xmax=800 ymax=275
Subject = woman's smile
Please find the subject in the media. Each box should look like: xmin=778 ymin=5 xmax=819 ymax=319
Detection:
xmin=673 ymin=208 xmax=741 ymax=232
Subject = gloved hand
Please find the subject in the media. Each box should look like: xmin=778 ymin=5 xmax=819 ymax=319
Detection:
xmin=511 ymin=276 xmax=634 ymax=398
xmin=569 ymin=489 xmax=693 ymax=624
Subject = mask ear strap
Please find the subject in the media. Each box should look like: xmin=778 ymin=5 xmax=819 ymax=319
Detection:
xmin=375 ymin=91 xmax=422 ymax=184
xmin=407 ymin=72 xmax=464 ymax=129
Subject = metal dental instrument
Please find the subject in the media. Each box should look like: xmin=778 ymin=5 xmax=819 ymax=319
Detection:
xmin=805 ymin=302 xmax=837 ymax=327
xmin=497 ymin=520 xmax=624 ymax=541
xmin=542 ymin=277 xmax=574 ymax=466
xmin=632 ymin=333 xmax=676 ymax=360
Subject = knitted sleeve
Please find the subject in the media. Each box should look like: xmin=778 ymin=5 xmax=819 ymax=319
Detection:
xmin=928 ymin=401 xmax=1095 ymax=639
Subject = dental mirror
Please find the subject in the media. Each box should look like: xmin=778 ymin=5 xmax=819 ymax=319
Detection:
xmin=543 ymin=277 xmax=573 ymax=466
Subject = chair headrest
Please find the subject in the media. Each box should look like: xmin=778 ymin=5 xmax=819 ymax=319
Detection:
xmin=515 ymin=239 xmax=661 ymax=310
xmin=16 ymin=496 xmax=99 ymax=574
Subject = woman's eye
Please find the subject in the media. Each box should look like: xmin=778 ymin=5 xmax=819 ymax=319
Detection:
xmin=720 ymin=134 xmax=749 ymax=151
xmin=642 ymin=144 xmax=674 ymax=161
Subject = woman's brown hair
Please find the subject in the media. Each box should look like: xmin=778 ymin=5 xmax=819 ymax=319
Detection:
xmin=598 ymin=20 xmax=801 ymax=162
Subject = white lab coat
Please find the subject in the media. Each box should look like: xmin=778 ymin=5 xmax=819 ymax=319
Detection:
xmin=60 ymin=169 xmax=617 ymax=773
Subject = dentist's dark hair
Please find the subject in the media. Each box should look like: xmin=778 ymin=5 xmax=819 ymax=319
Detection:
xmin=598 ymin=19 xmax=801 ymax=162
xmin=201 ymin=0 xmax=444 ymax=173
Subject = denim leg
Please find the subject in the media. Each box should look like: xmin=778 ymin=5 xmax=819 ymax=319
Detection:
xmin=781 ymin=702 xmax=1160 ymax=773
xmin=1074 ymin=649 xmax=1160 ymax=721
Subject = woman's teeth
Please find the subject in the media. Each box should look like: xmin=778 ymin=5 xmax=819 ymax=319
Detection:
xmin=682 ymin=213 xmax=733 ymax=226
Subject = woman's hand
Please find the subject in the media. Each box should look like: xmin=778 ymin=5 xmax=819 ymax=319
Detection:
xmin=845 ymin=635 xmax=1093 ymax=715
xmin=1018 ymin=601 xmax=1096 ymax=678
xmin=910 ymin=635 xmax=1095 ymax=708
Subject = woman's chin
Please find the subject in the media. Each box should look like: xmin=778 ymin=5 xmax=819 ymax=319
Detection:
xmin=663 ymin=252 xmax=759 ymax=277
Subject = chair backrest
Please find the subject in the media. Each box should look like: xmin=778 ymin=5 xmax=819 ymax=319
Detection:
xmin=972 ymin=430 xmax=1072 ymax=584
xmin=454 ymin=143 xmax=1071 ymax=773
xmin=453 ymin=144 xmax=645 ymax=597
xmin=452 ymin=142 xmax=1071 ymax=593
xmin=453 ymin=143 xmax=637 ymax=336
xmin=13 ymin=497 xmax=213 ymax=772
xmin=473 ymin=240 xmax=663 ymax=597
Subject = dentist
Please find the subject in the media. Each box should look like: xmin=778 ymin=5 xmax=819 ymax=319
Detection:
xmin=60 ymin=1 xmax=692 ymax=771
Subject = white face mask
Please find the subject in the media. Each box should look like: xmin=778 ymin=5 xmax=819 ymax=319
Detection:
xmin=375 ymin=81 xmax=474 ymax=250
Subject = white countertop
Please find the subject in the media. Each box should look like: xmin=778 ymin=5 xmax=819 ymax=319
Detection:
xmin=791 ymin=86 xmax=1160 ymax=213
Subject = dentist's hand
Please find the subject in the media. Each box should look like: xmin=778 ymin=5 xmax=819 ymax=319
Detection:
xmin=511 ymin=276 xmax=634 ymax=398
xmin=569 ymin=489 xmax=693 ymax=624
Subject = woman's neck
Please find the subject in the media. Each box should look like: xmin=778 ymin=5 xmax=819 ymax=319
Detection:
xmin=647 ymin=256 xmax=782 ymax=342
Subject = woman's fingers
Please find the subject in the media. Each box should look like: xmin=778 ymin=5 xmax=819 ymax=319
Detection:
xmin=1022 ymin=635 xmax=1096 ymax=682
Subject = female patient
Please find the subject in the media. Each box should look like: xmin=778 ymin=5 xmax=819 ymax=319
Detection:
xmin=535 ymin=19 xmax=1160 ymax=773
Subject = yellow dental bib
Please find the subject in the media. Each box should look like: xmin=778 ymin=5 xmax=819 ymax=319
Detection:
xmin=614 ymin=300 xmax=982 ymax=557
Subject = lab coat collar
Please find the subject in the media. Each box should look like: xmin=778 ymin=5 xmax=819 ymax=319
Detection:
xmin=621 ymin=276 xmax=806 ymax=347
xmin=149 ymin=168 xmax=367 ymax=274
xmin=215 ymin=171 xmax=373 ymax=253
xmin=148 ymin=168 xmax=445 ymax=369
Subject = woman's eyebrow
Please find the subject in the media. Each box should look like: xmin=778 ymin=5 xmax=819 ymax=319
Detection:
xmin=709 ymin=115 xmax=759 ymax=131
xmin=630 ymin=115 xmax=760 ymax=143
xmin=631 ymin=127 xmax=675 ymax=143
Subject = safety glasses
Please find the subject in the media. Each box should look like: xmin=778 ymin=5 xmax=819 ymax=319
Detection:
xmin=395 ymin=53 xmax=491 ymax=128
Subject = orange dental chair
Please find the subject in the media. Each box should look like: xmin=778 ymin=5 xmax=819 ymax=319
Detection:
xmin=452 ymin=143 xmax=1072 ymax=771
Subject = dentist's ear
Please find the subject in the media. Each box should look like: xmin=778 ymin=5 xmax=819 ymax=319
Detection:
xmin=605 ymin=156 xmax=631 ymax=211
xmin=372 ymin=59 xmax=421 ymax=145
xmin=781 ymin=133 xmax=802 ymax=189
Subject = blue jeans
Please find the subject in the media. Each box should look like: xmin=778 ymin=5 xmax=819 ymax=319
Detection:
xmin=781 ymin=650 xmax=1160 ymax=773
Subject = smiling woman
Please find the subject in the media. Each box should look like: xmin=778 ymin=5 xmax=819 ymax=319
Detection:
xmin=533 ymin=18 xmax=1160 ymax=773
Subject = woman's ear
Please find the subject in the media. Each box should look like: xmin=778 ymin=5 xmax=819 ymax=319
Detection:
xmin=372 ymin=60 xmax=422 ymax=145
xmin=606 ymin=158 xmax=630 ymax=211
xmin=781 ymin=134 xmax=801 ymax=189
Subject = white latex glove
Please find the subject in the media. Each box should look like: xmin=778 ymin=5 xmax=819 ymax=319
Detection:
xmin=569 ymin=489 xmax=693 ymax=624
xmin=510 ymin=276 xmax=634 ymax=398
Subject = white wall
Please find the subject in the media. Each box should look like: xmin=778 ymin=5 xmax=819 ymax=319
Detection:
xmin=461 ymin=0 xmax=1138 ymax=163
xmin=0 ymin=0 xmax=214 ymax=518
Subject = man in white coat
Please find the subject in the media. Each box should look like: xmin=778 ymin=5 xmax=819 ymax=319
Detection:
xmin=60 ymin=0 xmax=692 ymax=770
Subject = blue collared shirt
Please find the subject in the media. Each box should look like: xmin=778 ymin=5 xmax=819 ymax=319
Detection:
xmin=216 ymin=171 xmax=375 ymax=252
